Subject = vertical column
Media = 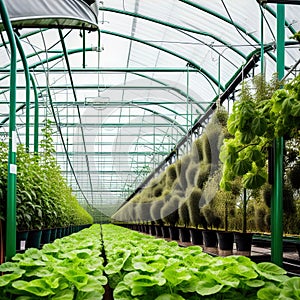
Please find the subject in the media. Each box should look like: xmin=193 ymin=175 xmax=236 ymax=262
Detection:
xmin=260 ymin=6 xmax=265 ymax=75
xmin=0 ymin=0 xmax=18 ymax=260
xmin=271 ymin=3 xmax=285 ymax=267
xmin=30 ymin=74 xmax=39 ymax=154
xmin=14 ymin=35 xmax=31 ymax=153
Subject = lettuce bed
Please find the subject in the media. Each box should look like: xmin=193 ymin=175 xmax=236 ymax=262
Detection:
xmin=102 ymin=224 xmax=300 ymax=300
xmin=0 ymin=226 xmax=107 ymax=299
xmin=0 ymin=224 xmax=299 ymax=299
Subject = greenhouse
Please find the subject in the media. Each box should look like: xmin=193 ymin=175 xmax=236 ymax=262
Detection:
xmin=0 ymin=0 xmax=300 ymax=299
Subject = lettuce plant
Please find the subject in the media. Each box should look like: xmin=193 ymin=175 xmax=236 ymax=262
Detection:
xmin=0 ymin=225 xmax=106 ymax=299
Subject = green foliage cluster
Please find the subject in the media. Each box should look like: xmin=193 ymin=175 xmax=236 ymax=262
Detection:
xmin=0 ymin=120 xmax=93 ymax=230
xmin=0 ymin=225 xmax=106 ymax=299
xmin=0 ymin=141 xmax=8 ymax=221
xmin=102 ymin=224 xmax=300 ymax=300
xmin=219 ymin=75 xmax=300 ymax=234
xmin=220 ymin=74 xmax=300 ymax=191
xmin=113 ymin=107 xmax=229 ymax=230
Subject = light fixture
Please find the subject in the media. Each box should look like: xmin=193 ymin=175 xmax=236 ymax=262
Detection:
xmin=257 ymin=0 xmax=300 ymax=4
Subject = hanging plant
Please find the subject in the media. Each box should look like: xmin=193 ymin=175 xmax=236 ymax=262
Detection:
xmin=220 ymin=74 xmax=300 ymax=191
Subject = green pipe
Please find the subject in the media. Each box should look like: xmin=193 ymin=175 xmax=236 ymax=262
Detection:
xmin=82 ymin=30 xmax=86 ymax=68
xmin=100 ymin=7 xmax=246 ymax=59
xmin=264 ymin=4 xmax=296 ymax=34
xmin=101 ymin=30 xmax=225 ymax=92
xmin=0 ymin=0 xmax=17 ymax=261
xmin=260 ymin=7 xmax=265 ymax=75
xmin=272 ymin=3 xmax=285 ymax=267
xmin=30 ymin=74 xmax=39 ymax=154
xmin=3 ymin=67 xmax=200 ymax=73
xmin=14 ymin=34 xmax=31 ymax=152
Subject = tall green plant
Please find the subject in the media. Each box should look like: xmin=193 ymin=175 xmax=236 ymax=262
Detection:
xmin=220 ymin=74 xmax=300 ymax=191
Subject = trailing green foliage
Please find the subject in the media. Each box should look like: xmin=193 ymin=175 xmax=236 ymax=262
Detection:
xmin=166 ymin=165 xmax=177 ymax=187
xmin=178 ymin=199 xmax=189 ymax=227
xmin=0 ymin=225 xmax=107 ymax=299
xmin=220 ymin=74 xmax=300 ymax=191
xmin=150 ymin=200 xmax=164 ymax=225
xmin=161 ymin=196 xmax=179 ymax=227
xmin=186 ymin=188 xmax=205 ymax=229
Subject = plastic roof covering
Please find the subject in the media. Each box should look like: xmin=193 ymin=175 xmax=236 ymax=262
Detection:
xmin=0 ymin=0 xmax=299 ymax=218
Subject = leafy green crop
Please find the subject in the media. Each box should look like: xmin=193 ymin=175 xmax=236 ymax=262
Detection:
xmin=0 ymin=225 xmax=106 ymax=299
xmin=102 ymin=224 xmax=295 ymax=300
xmin=1 ymin=224 xmax=299 ymax=299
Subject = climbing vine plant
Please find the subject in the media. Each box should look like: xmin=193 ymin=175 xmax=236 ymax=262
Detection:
xmin=220 ymin=74 xmax=300 ymax=191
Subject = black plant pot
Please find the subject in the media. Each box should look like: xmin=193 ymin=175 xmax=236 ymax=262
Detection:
xmin=65 ymin=226 xmax=70 ymax=236
xmin=179 ymin=227 xmax=190 ymax=243
xmin=155 ymin=225 xmax=163 ymax=237
xmin=217 ymin=231 xmax=234 ymax=256
xmin=16 ymin=231 xmax=28 ymax=251
xmin=202 ymin=230 xmax=218 ymax=254
xmin=162 ymin=226 xmax=170 ymax=238
xmin=150 ymin=224 xmax=156 ymax=236
xmin=50 ymin=228 xmax=57 ymax=242
xmin=56 ymin=227 xmax=63 ymax=239
xmin=169 ymin=227 xmax=179 ymax=240
xmin=26 ymin=230 xmax=42 ymax=249
xmin=189 ymin=228 xmax=203 ymax=245
xmin=234 ymin=232 xmax=253 ymax=255
xmin=41 ymin=229 xmax=51 ymax=245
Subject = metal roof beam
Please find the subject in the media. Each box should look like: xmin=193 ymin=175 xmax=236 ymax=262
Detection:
xmin=101 ymin=30 xmax=225 ymax=92
xmin=100 ymin=7 xmax=246 ymax=59
xmin=0 ymin=67 xmax=201 ymax=73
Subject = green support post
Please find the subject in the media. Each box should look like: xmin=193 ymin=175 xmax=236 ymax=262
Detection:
xmin=30 ymin=74 xmax=39 ymax=154
xmin=14 ymin=34 xmax=31 ymax=152
xmin=260 ymin=7 xmax=264 ymax=75
xmin=0 ymin=0 xmax=18 ymax=260
xmin=271 ymin=3 xmax=285 ymax=267
xmin=82 ymin=29 xmax=86 ymax=68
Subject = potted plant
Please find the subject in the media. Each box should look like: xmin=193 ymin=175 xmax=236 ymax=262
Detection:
xmin=220 ymin=74 xmax=300 ymax=256
xmin=178 ymin=198 xmax=190 ymax=243
xmin=201 ymin=203 xmax=220 ymax=254
xmin=150 ymin=199 xmax=164 ymax=237
xmin=187 ymin=187 xmax=207 ymax=245
xmin=161 ymin=195 xmax=180 ymax=240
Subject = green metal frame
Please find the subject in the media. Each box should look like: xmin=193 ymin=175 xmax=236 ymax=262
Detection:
xmin=272 ymin=3 xmax=285 ymax=267
xmin=100 ymin=29 xmax=225 ymax=92
xmin=0 ymin=0 xmax=17 ymax=261
xmin=180 ymin=0 xmax=280 ymax=65
xmin=14 ymin=34 xmax=31 ymax=152
xmin=99 ymin=7 xmax=247 ymax=59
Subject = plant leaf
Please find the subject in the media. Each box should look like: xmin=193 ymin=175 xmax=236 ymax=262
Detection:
xmin=155 ymin=294 xmax=185 ymax=300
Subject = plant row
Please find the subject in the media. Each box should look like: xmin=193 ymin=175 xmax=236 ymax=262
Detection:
xmin=112 ymin=75 xmax=300 ymax=235
xmin=103 ymin=224 xmax=299 ymax=300
xmin=0 ymin=225 xmax=107 ymax=299
xmin=0 ymin=120 xmax=93 ymax=231
xmin=1 ymin=224 xmax=299 ymax=299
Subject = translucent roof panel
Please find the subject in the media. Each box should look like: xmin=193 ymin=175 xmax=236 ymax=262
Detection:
xmin=0 ymin=0 xmax=300 ymax=218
